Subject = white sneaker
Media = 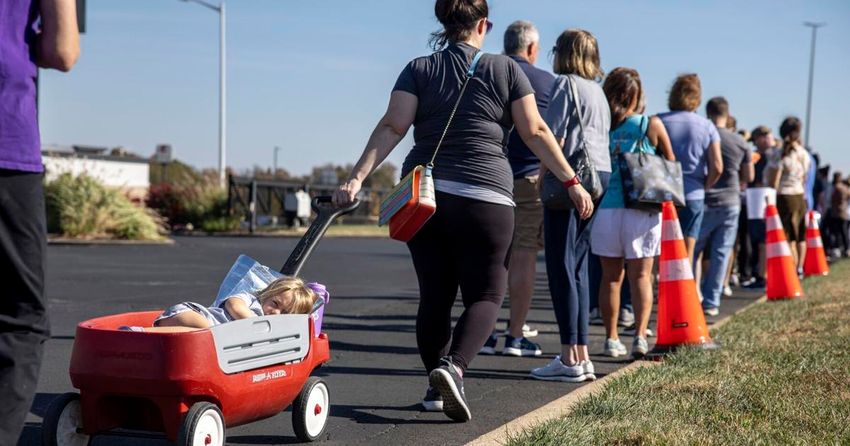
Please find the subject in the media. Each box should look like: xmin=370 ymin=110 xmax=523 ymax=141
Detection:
xmin=729 ymin=274 xmax=740 ymax=287
xmin=722 ymin=286 xmax=733 ymax=297
xmin=529 ymin=356 xmax=586 ymax=383
xmin=522 ymin=323 xmax=538 ymax=338
xmin=704 ymin=307 xmax=720 ymax=317
xmin=603 ymin=338 xmax=628 ymax=357
xmin=582 ymin=360 xmax=596 ymax=381
xmin=632 ymin=336 xmax=649 ymax=359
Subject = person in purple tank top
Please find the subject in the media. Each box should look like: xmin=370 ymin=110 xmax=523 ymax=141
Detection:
xmin=0 ymin=1 xmax=79 ymax=443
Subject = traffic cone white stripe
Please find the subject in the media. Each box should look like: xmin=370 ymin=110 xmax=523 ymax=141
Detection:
xmin=766 ymin=241 xmax=792 ymax=259
xmin=807 ymin=236 xmax=823 ymax=248
xmin=766 ymin=215 xmax=783 ymax=231
xmin=661 ymin=220 xmax=684 ymax=242
xmin=659 ymin=258 xmax=695 ymax=282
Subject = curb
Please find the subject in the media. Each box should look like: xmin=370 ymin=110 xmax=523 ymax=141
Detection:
xmin=175 ymin=231 xmax=389 ymax=239
xmin=48 ymin=238 xmax=174 ymax=246
xmin=465 ymin=293 xmax=768 ymax=446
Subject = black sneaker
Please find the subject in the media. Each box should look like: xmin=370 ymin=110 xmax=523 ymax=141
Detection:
xmin=421 ymin=386 xmax=443 ymax=412
xmin=428 ymin=358 xmax=471 ymax=422
xmin=479 ymin=334 xmax=498 ymax=355
xmin=744 ymin=278 xmax=766 ymax=290
xmin=502 ymin=335 xmax=542 ymax=357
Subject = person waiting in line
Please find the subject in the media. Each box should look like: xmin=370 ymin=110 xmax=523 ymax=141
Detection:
xmin=333 ymin=0 xmax=594 ymax=422
xmin=590 ymin=68 xmax=675 ymax=359
xmin=659 ymin=74 xmax=723 ymax=265
xmin=825 ymin=172 xmax=849 ymax=258
xmin=479 ymin=20 xmax=555 ymax=358
xmin=741 ymin=125 xmax=776 ymax=290
xmin=766 ymin=117 xmax=810 ymax=272
xmin=529 ymin=29 xmax=611 ymax=382
xmin=694 ymin=97 xmax=753 ymax=317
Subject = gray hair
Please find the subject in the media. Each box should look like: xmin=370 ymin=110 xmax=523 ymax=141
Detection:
xmin=503 ymin=20 xmax=540 ymax=56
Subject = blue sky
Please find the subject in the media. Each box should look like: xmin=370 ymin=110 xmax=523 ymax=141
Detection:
xmin=39 ymin=0 xmax=850 ymax=176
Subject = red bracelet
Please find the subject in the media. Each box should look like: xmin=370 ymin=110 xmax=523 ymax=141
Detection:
xmin=563 ymin=175 xmax=580 ymax=189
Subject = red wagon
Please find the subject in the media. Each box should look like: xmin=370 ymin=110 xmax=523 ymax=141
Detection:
xmin=42 ymin=197 xmax=359 ymax=446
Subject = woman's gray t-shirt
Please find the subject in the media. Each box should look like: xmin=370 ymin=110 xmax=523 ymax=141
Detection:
xmin=544 ymin=75 xmax=612 ymax=172
xmin=393 ymin=42 xmax=534 ymax=202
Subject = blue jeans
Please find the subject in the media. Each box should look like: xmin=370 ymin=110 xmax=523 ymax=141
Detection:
xmin=678 ymin=199 xmax=705 ymax=239
xmin=546 ymin=172 xmax=608 ymax=345
xmin=694 ymin=206 xmax=740 ymax=310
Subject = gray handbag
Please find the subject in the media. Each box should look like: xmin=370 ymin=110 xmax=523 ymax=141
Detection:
xmin=540 ymin=75 xmax=603 ymax=210
xmin=618 ymin=116 xmax=686 ymax=211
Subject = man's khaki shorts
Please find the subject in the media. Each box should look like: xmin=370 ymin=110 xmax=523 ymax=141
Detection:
xmin=513 ymin=175 xmax=544 ymax=251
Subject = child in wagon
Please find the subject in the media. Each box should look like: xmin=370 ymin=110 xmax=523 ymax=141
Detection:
xmin=121 ymin=277 xmax=327 ymax=333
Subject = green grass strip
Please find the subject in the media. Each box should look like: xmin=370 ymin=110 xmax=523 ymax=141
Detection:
xmin=507 ymin=261 xmax=850 ymax=446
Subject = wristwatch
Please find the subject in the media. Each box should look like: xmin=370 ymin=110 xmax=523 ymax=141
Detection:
xmin=563 ymin=175 xmax=580 ymax=189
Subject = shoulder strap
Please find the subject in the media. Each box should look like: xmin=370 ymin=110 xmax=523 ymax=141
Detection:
xmin=567 ymin=75 xmax=588 ymax=152
xmin=636 ymin=115 xmax=650 ymax=154
xmin=427 ymin=51 xmax=484 ymax=168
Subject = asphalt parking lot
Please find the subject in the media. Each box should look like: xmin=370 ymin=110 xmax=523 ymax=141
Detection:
xmin=18 ymin=236 xmax=761 ymax=445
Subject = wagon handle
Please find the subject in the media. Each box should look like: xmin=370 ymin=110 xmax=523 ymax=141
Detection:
xmin=280 ymin=196 xmax=361 ymax=277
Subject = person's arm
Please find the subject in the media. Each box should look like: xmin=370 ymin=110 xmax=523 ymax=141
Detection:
xmin=332 ymin=91 xmax=417 ymax=206
xmin=511 ymin=94 xmax=593 ymax=219
xmin=740 ymin=153 xmax=755 ymax=185
xmin=37 ymin=0 xmax=80 ymax=71
xmin=224 ymin=296 xmax=256 ymax=320
xmin=766 ymin=158 xmax=782 ymax=190
xmin=705 ymin=140 xmax=723 ymax=188
xmin=647 ymin=116 xmax=675 ymax=161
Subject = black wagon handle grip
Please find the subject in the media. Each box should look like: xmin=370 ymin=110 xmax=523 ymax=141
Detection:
xmin=280 ymin=196 xmax=361 ymax=277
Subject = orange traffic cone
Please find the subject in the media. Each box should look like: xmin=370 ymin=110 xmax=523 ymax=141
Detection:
xmin=803 ymin=210 xmax=829 ymax=277
xmin=765 ymin=203 xmax=803 ymax=300
xmin=649 ymin=201 xmax=719 ymax=357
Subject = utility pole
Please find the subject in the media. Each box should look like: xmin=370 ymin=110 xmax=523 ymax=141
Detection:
xmin=274 ymin=146 xmax=281 ymax=178
xmin=803 ymin=21 xmax=826 ymax=149
xmin=181 ymin=0 xmax=226 ymax=188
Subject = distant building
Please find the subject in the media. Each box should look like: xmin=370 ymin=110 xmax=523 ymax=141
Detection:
xmin=319 ymin=167 xmax=338 ymax=186
xmin=42 ymin=145 xmax=151 ymax=201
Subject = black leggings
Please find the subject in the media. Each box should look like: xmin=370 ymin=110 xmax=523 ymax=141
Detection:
xmin=407 ymin=192 xmax=514 ymax=373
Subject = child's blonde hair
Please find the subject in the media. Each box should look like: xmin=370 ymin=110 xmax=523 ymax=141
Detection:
xmin=257 ymin=277 xmax=317 ymax=314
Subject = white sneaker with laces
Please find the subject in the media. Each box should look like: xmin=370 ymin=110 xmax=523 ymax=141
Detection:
xmin=603 ymin=338 xmax=628 ymax=357
xmin=529 ymin=356 xmax=586 ymax=383
xmin=582 ymin=360 xmax=596 ymax=381
xmin=632 ymin=336 xmax=649 ymax=359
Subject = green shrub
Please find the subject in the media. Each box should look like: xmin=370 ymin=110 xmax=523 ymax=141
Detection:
xmin=147 ymin=170 xmax=240 ymax=232
xmin=45 ymin=173 xmax=166 ymax=240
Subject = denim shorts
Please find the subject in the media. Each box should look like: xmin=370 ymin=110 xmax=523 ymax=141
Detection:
xmin=677 ymin=199 xmax=705 ymax=239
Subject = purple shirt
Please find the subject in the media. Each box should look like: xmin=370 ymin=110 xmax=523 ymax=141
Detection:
xmin=658 ymin=111 xmax=720 ymax=201
xmin=0 ymin=0 xmax=42 ymax=173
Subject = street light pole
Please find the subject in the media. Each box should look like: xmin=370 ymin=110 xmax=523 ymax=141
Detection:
xmin=181 ymin=0 xmax=226 ymax=188
xmin=803 ymin=21 xmax=826 ymax=149
xmin=274 ymin=146 xmax=281 ymax=178
xmin=219 ymin=1 xmax=226 ymax=188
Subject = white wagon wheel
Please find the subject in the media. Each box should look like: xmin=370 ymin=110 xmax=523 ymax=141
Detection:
xmin=177 ymin=402 xmax=225 ymax=446
xmin=292 ymin=377 xmax=330 ymax=442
